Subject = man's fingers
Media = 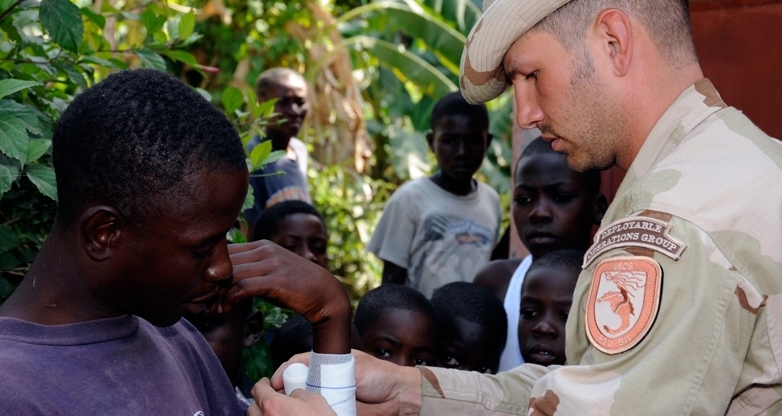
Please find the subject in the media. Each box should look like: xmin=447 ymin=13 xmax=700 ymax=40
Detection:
xmin=228 ymin=240 xmax=263 ymax=255
xmin=271 ymin=352 xmax=313 ymax=390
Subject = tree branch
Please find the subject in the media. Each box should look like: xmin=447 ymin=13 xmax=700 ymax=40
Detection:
xmin=0 ymin=0 xmax=25 ymax=22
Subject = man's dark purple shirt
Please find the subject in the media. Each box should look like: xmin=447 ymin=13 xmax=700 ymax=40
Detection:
xmin=0 ymin=314 xmax=247 ymax=415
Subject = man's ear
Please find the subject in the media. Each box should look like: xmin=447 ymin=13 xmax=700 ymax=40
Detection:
xmin=243 ymin=310 xmax=264 ymax=348
xmin=79 ymin=206 xmax=124 ymax=262
xmin=426 ymin=131 xmax=435 ymax=151
xmin=593 ymin=193 xmax=608 ymax=224
xmin=594 ymin=9 xmax=633 ymax=76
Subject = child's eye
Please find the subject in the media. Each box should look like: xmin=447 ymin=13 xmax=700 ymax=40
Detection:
xmin=559 ymin=311 xmax=569 ymax=321
xmin=520 ymin=308 xmax=538 ymax=319
xmin=443 ymin=356 xmax=460 ymax=367
xmin=414 ymin=357 xmax=429 ymax=366
xmin=514 ymin=196 xmax=532 ymax=205
xmin=525 ymin=70 xmax=538 ymax=80
xmin=374 ymin=349 xmax=391 ymax=358
xmin=311 ymin=243 xmax=327 ymax=255
xmin=553 ymin=193 xmax=574 ymax=203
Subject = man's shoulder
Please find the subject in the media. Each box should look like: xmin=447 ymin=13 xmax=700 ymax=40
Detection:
xmin=473 ymin=258 xmax=525 ymax=300
xmin=387 ymin=178 xmax=432 ymax=201
xmin=476 ymin=180 xmax=500 ymax=200
xmin=632 ymin=109 xmax=782 ymax=232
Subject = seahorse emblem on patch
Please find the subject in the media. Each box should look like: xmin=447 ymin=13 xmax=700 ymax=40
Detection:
xmin=586 ymin=256 xmax=662 ymax=355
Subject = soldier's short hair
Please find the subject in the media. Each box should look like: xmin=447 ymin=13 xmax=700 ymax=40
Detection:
xmin=256 ymin=67 xmax=306 ymax=98
xmin=534 ymin=0 xmax=697 ymax=68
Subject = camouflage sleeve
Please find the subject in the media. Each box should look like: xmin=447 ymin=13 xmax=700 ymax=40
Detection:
xmin=420 ymin=214 xmax=771 ymax=415
xmin=419 ymin=365 xmax=551 ymax=415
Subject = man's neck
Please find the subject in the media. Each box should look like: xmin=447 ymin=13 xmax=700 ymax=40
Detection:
xmin=264 ymin=130 xmax=292 ymax=152
xmin=617 ymin=64 xmax=704 ymax=170
xmin=0 ymin=235 xmax=120 ymax=325
xmin=429 ymin=172 xmax=475 ymax=196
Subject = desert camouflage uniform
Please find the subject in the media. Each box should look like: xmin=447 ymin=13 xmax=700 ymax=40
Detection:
xmin=417 ymin=79 xmax=782 ymax=415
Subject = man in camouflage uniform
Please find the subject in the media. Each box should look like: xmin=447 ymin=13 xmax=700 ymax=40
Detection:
xmin=257 ymin=0 xmax=782 ymax=414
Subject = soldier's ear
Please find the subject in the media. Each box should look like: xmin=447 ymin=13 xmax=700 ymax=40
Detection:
xmin=593 ymin=194 xmax=608 ymax=224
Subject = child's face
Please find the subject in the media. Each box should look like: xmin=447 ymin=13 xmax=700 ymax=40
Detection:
xmin=514 ymin=152 xmax=597 ymax=259
xmin=269 ymin=213 xmax=328 ymax=269
xmin=427 ymin=114 xmax=490 ymax=182
xmin=361 ymin=308 xmax=437 ymax=367
xmin=260 ymin=76 xmax=309 ymax=139
xmin=184 ymin=306 xmax=262 ymax=385
xmin=438 ymin=317 xmax=502 ymax=374
xmin=517 ymin=266 xmax=577 ymax=366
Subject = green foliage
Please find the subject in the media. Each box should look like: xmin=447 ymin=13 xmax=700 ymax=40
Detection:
xmin=0 ymin=0 xmax=221 ymax=298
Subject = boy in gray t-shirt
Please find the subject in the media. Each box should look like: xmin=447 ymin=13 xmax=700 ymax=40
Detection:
xmin=368 ymin=92 xmax=500 ymax=298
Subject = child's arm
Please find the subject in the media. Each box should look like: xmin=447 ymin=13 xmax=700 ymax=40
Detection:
xmin=223 ymin=241 xmax=351 ymax=354
xmin=381 ymin=261 xmax=407 ymax=285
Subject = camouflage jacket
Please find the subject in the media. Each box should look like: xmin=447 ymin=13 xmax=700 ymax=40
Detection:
xmin=418 ymin=79 xmax=782 ymax=415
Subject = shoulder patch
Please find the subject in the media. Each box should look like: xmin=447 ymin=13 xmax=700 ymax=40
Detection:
xmin=585 ymin=256 xmax=662 ymax=355
xmin=583 ymin=215 xmax=686 ymax=268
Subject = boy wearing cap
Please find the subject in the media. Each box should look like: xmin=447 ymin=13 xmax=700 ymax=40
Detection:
xmin=254 ymin=0 xmax=782 ymax=414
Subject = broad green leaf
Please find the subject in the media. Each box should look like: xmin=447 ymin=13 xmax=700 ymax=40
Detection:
xmin=0 ymin=253 xmax=18 ymax=272
xmin=40 ymin=0 xmax=84 ymax=53
xmin=140 ymin=8 xmax=166 ymax=35
xmin=222 ymin=87 xmax=244 ymax=115
xmin=179 ymin=11 xmax=196 ymax=40
xmin=0 ymin=19 xmax=23 ymax=44
xmin=262 ymin=150 xmax=286 ymax=168
xmin=0 ymin=226 xmax=17 ymax=252
xmin=0 ymin=100 xmax=43 ymax=137
xmin=0 ymin=79 xmax=39 ymax=100
xmin=166 ymin=17 xmax=179 ymax=41
xmin=0 ymin=157 xmax=19 ymax=197
xmin=340 ymin=2 xmax=466 ymax=70
xmin=0 ymin=114 xmax=28 ymax=162
xmin=161 ymin=49 xmax=198 ymax=66
xmin=53 ymin=63 xmax=88 ymax=91
xmin=24 ymin=164 xmax=57 ymax=201
xmin=108 ymin=58 xmax=130 ymax=70
xmin=81 ymin=7 xmax=106 ymax=29
xmin=81 ymin=56 xmax=121 ymax=69
xmin=195 ymin=88 xmax=212 ymax=102
xmin=135 ymin=48 xmax=166 ymax=71
xmin=419 ymin=0 xmax=481 ymax=33
xmin=256 ymin=98 xmax=278 ymax=119
xmin=242 ymin=184 xmax=255 ymax=213
xmin=250 ymin=140 xmax=272 ymax=169
xmin=342 ymin=36 xmax=457 ymax=97
xmin=26 ymin=139 xmax=51 ymax=163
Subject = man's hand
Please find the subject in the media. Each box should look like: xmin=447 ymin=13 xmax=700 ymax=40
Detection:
xmin=272 ymin=350 xmax=423 ymax=416
xmin=224 ymin=241 xmax=351 ymax=354
xmin=248 ymin=378 xmax=336 ymax=416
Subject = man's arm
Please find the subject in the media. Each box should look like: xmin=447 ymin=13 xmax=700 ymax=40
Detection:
xmin=225 ymin=241 xmax=351 ymax=354
xmin=381 ymin=261 xmax=408 ymax=285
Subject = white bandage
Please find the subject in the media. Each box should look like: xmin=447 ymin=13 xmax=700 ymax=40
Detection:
xmin=305 ymin=352 xmax=356 ymax=416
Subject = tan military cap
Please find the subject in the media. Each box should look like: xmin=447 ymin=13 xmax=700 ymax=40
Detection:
xmin=459 ymin=0 xmax=572 ymax=104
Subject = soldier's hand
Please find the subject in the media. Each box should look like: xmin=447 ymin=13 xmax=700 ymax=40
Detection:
xmin=272 ymin=350 xmax=424 ymax=415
